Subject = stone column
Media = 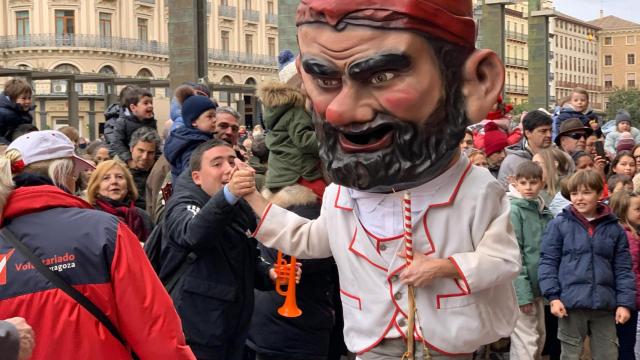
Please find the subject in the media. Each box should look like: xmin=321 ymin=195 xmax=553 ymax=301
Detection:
xmin=479 ymin=1 xmax=515 ymax=62
xmin=168 ymin=0 xmax=209 ymax=91
xmin=528 ymin=1 xmax=555 ymax=110
xmin=278 ymin=0 xmax=299 ymax=53
xmin=68 ymin=79 xmax=79 ymax=129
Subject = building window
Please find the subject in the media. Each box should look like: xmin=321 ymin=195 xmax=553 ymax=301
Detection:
xmin=137 ymin=18 xmax=148 ymax=41
xmin=604 ymin=74 xmax=613 ymax=89
xmin=221 ymin=30 xmax=229 ymax=52
xmin=268 ymin=37 xmax=275 ymax=57
xmin=628 ymin=73 xmax=636 ymax=88
xmin=245 ymin=34 xmax=253 ymax=55
xmin=267 ymin=0 xmax=274 ymax=15
xmin=629 ymin=53 xmax=636 ymax=65
xmin=220 ymin=0 xmax=228 ymax=5
xmin=604 ymin=36 xmax=612 ymax=46
xmin=55 ymin=10 xmax=75 ymax=35
xmin=16 ymin=11 xmax=29 ymax=37
xmin=627 ymin=36 xmax=636 ymax=45
xmin=605 ymin=55 xmax=612 ymax=66
xmin=245 ymin=0 xmax=251 ymax=10
xmin=99 ymin=12 xmax=112 ymax=37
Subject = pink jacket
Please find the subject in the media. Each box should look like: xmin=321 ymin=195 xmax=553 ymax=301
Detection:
xmin=623 ymin=225 xmax=640 ymax=309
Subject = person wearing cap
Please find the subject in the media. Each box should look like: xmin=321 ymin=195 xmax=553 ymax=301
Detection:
xmin=231 ymin=0 xmax=521 ymax=358
xmin=616 ymin=132 xmax=636 ymax=154
xmin=556 ymin=118 xmax=593 ymax=156
xmin=164 ymin=93 xmax=218 ymax=182
xmin=0 ymin=130 xmax=195 ymax=360
xmin=483 ymin=121 xmax=509 ymax=178
xmin=605 ymin=110 xmax=640 ymax=155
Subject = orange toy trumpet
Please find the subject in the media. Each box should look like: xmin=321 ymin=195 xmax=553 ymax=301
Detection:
xmin=274 ymin=250 xmax=302 ymax=318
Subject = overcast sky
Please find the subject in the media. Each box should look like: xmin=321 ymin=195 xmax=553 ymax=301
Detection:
xmin=552 ymin=0 xmax=640 ymax=23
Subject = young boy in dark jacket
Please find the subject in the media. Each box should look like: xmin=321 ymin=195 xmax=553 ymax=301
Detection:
xmin=552 ymin=87 xmax=597 ymax=141
xmin=538 ymin=169 xmax=636 ymax=359
xmin=108 ymin=87 xmax=157 ymax=165
xmin=0 ymin=79 xmax=34 ymax=144
xmin=164 ymin=92 xmax=217 ymax=181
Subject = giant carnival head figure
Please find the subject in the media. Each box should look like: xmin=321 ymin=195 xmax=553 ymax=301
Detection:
xmin=295 ymin=0 xmax=505 ymax=192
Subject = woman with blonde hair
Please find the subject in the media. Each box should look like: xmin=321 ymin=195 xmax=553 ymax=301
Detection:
xmin=532 ymin=147 xmax=575 ymax=216
xmin=0 ymin=130 xmax=195 ymax=360
xmin=86 ymin=159 xmax=153 ymax=242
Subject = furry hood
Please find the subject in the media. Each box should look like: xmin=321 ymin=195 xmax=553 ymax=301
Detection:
xmin=262 ymin=184 xmax=318 ymax=209
xmin=258 ymin=82 xmax=305 ymax=108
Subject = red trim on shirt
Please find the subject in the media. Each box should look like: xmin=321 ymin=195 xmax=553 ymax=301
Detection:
xmin=348 ymin=227 xmax=388 ymax=272
xmin=334 ymin=186 xmax=353 ymax=211
xmin=339 ymin=289 xmax=362 ymax=310
xmin=252 ymin=202 xmax=274 ymax=237
xmin=448 ymin=256 xmax=471 ymax=294
xmin=355 ymin=309 xmax=400 ymax=355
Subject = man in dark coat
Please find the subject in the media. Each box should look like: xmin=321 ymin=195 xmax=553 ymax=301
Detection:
xmin=128 ymin=128 xmax=161 ymax=210
xmin=162 ymin=139 xmax=273 ymax=360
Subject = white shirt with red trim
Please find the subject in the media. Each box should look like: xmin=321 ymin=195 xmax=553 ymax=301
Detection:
xmin=253 ymin=155 xmax=520 ymax=355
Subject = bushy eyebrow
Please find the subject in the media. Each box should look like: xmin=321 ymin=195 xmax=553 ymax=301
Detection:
xmin=301 ymin=56 xmax=341 ymax=77
xmin=347 ymin=53 xmax=411 ymax=82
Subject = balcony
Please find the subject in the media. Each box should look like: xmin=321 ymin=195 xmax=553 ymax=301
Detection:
xmin=504 ymin=57 xmax=528 ymax=68
xmin=505 ymin=85 xmax=529 ymax=94
xmin=219 ymin=5 xmax=236 ymax=18
xmin=243 ymin=9 xmax=259 ymax=23
xmin=0 ymin=34 xmax=169 ymax=55
xmin=556 ymin=81 xmax=602 ymax=92
xmin=266 ymin=13 xmax=277 ymax=25
xmin=208 ymin=49 xmax=277 ymax=66
xmin=136 ymin=0 xmax=155 ymax=4
xmin=505 ymin=30 xmax=527 ymax=43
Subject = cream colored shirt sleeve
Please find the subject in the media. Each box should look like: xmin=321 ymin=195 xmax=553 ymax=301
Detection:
xmin=253 ymin=201 xmax=332 ymax=259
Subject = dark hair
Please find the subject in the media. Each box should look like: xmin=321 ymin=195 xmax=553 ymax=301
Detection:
xmin=8 ymin=123 xmax=38 ymax=141
xmin=189 ymin=139 xmax=232 ymax=172
xmin=522 ymin=110 xmax=552 ymax=132
xmin=3 ymin=78 xmax=32 ymax=102
xmin=129 ymin=128 xmax=161 ymax=150
xmin=464 ymin=128 xmax=473 ymax=137
xmin=86 ymin=140 xmax=108 ymax=157
xmin=610 ymin=150 xmax=636 ymax=176
xmin=607 ymin=174 xmax=632 ymax=192
xmin=515 ymin=161 xmax=543 ymax=181
xmin=124 ymin=87 xmax=153 ymax=110
xmin=118 ymin=85 xmax=136 ymax=106
xmin=174 ymin=85 xmax=195 ymax=105
xmin=251 ymin=135 xmax=269 ymax=163
xmin=564 ymin=169 xmax=604 ymax=195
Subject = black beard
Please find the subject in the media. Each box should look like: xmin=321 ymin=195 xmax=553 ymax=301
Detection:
xmin=314 ymin=90 xmax=470 ymax=193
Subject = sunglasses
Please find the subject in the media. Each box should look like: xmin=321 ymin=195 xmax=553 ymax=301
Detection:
xmin=565 ymin=132 xmax=586 ymax=140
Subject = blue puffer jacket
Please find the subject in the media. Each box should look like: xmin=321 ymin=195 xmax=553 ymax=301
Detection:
xmin=538 ymin=205 xmax=636 ymax=311
xmin=164 ymin=126 xmax=212 ymax=181
xmin=552 ymin=106 xmax=598 ymax=141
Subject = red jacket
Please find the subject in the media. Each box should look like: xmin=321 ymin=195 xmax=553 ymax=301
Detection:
xmin=0 ymin=185 xmax=195 ymax=359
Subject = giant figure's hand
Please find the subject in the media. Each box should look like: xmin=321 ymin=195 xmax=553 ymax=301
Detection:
xmin=398 ymin=251 xmax=458 ymax=287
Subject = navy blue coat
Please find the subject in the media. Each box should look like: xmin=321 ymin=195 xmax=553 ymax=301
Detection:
xmin=0 ymin=94 xmax=33 ymax=144
xmin=161 ymin=170 xmax=272 ymax=360
xmin=538 ymin=205 xmax=636 ymax=311
xmin=552 ymin=107 xmax=598 ymax=141
xmin=164 ymin=126 xmax=212 ymax=181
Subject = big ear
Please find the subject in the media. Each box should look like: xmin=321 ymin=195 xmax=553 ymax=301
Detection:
xmin=461 ymin=49 xmax=505 ymax=124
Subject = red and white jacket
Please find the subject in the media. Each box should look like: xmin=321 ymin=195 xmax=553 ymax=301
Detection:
xmin=254 ymin=156 xmax=521 ymax=355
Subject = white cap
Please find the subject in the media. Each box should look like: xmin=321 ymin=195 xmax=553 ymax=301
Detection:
xmin=8 ymin=130 xmax=95 ymax=172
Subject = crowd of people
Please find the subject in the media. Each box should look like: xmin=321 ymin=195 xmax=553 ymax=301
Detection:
xmin=1 ymin=17 xmax=640 ymax=360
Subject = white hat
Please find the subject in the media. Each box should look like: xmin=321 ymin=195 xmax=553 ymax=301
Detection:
xmin=8 ymin=130 xmax=95 ymax=172
xmin=278 ymin=49 xmax=299 ymax=85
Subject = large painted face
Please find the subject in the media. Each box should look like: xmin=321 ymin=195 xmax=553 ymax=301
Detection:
xmin=298 ymin=24 xmax=469 ymax=192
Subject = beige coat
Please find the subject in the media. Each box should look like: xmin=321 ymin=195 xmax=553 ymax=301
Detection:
xmin=253 ymin=155 xmax=521 ymax=355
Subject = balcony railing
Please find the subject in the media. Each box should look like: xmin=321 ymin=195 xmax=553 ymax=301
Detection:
xmin=505 ymin=85 xmax=529 ymax=94
xmin=0 ymin=34 xmax=278 ymax=67
xmin=505 ymin=30 xmax=527 ymax=42
xmin=243 ymin=9 xmax=260 ymax=22
xmin=504 ymin=57 xmax=528 ymax=68
xmin=219 ymin=5 xmax=236 ymax=18
xmin=266 ymin=13 xmax=277 ymax=25
xmin=0 ymin=34 xmax=169 ymax=54
xmin=136 ymin=0 xmax=155 ymax=4
xmin=208 ymin=49 xmax=277 ymax=66
xmin=556 ymin=80 xmax=602 ymax=92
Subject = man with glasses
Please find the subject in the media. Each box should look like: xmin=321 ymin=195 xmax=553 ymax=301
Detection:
xmin=556 ymin=118 xmax=592 ymax=156
xmin=214 ymin=106 xmax=241 ymax=146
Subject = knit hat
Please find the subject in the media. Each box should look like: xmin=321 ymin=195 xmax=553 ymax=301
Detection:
xmin=616 ymin=132 xmax=635 ymax=153
xmin=616 ymin=110 xmax=632 ymax=125
xmin=278 ymin=50 xmax=298 ymax=85
xmin=483 ymin=121 xmax=508 ymax=157
xmin=182 ymin=95 xmax=218 ymax=128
